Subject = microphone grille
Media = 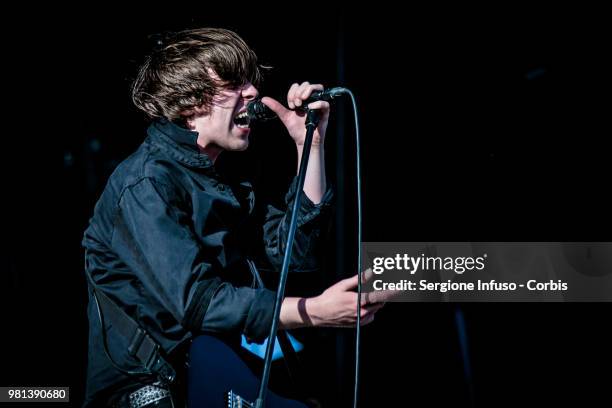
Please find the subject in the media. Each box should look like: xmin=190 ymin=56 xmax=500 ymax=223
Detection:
xmin=247 ymin=99 xmax=277 ymax=122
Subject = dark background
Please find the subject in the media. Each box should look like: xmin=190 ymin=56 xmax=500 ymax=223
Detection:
xmin=3 ymin=4 xmax=611 ymax=407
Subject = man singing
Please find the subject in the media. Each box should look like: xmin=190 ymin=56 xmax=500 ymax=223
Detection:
xmin=82 ymin=28 xmax=381 ymax=407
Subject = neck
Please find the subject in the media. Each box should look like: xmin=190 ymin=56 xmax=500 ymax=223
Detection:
xmin=197 ymin=137 xmax=223 ymax=163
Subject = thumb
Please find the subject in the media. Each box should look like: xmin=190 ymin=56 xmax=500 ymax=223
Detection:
xmin=337 ymin=269 xmax=374 ymax=291
xmin=337 ymin=274 xmax=359 ymax=291
xmin=261 ymin=96 xmax=291 ymax=121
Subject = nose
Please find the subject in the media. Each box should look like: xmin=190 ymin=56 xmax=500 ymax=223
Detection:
xmin=241 ymin=82 xmax=258 ymax=101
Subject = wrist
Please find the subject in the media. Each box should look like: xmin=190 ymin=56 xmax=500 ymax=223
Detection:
xmin=304 ymin=296 xmax=322 ymax=327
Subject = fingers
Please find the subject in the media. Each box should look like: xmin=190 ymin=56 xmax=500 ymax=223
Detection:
xmin=360 ymin=312 xmax=376 ymax=326
xmin=363 ymin=290 xmax=388 ymax=304
xmin=360 ymin=294 xmax=385 ymax=311
xmin=360 ymin=302 xmax=385 ymax=317
xmin=261 ymin=96 xmax=290 ymax=117
xmin=306 ymin=101 xmax=330 ymax=112
xmin=336 ymin=268 xmax=376 ymax=292
xmin=361 ymin=268 xmax=375 ymax=284
xmin=297 ymin=83 xmax=324 ymax=104
xmin=358 ymin=302 xmax=383 ymax=326
xmin=287 ymin=83 xmax=300 ymax=109
xmin=287 ymin=81 xmax=324 ymax=109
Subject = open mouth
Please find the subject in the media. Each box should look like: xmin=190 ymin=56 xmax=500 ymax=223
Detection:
xmin=233 ymin=110 xmax=250 ymax=129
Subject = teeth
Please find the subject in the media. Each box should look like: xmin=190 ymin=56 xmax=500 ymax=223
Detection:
xmin=233 ymin=111 xmax=250 ymax=128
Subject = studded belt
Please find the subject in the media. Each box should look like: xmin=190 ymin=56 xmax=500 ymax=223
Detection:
xmin=127 ymin=383 xmax=172 ymax=408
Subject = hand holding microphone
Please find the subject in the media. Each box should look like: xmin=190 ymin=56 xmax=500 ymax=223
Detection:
xmin=247 ymin=82 xmax=347 ymax=146
xmin=247 ymin=84 xmax=348 ymax=122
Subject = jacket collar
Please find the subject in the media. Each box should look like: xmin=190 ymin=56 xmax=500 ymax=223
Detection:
xmin=147 ymin=118 xmax=214 ymax=169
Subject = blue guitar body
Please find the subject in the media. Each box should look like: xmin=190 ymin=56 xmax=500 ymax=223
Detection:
xmin=188 ymin=335 xmax=308 ymax=408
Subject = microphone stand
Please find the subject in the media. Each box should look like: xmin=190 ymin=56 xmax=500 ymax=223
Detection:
xmin=255 ymin=108 xmax=320 ymax=408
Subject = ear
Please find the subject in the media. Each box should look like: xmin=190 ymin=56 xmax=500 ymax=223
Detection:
xmin=181 ymin=105 xmax=207 ymax=130
xmin=185 ymin=115 xmax=197 ymax=130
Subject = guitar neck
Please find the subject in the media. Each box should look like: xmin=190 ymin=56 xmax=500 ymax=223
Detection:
xmin=227 ymin=390 xmax=254 ymax=408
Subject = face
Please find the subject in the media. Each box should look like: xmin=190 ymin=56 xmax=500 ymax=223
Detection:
xmin=187 ymin=81 xmax=258 ymax=157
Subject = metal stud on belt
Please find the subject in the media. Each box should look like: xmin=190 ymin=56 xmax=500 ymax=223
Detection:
xmin=128 ymin=383 xmax=171 ymax=408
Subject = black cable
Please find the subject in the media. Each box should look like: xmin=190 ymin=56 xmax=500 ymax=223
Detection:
xmin=85 ymin=266 xmax=151 ymax=378
xmin=91 ymin=287 xmax=153 ymax=377
xmin=345 ymin=90 xmax=362 ymax=408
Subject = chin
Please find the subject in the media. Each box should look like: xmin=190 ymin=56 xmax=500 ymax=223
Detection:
xmin=230 ymin=140 xmax=249 ymax=151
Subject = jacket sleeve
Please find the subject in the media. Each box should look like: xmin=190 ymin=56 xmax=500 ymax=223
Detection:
xmin=112 ymin=177 xmax=275 ymax=342
xmin=262 ymin=176 xmax=334 ymax=273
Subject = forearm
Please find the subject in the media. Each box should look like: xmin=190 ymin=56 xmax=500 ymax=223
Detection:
xmin=296 ymin=144 xmax=326 ymax=204
xmin=201 ymin=285 xmax=277 ymax=342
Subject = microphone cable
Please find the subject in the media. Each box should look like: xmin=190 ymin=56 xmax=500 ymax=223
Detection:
xmin=247 ymin=89 xmax=364 ymax=407
xmin=345 ymin=89 xmax=363 ymax=408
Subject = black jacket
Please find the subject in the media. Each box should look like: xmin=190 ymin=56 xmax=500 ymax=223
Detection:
xmin=82 ymin=119 xmax=333 ymax=406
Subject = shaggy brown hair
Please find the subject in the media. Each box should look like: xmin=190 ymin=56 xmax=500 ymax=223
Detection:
xmin=131 ymin=28 xmax=263 ymax=121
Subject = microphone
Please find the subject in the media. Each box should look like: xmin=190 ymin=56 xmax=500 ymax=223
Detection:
xmin=246 ymin=86 xmax=349 ymax=122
